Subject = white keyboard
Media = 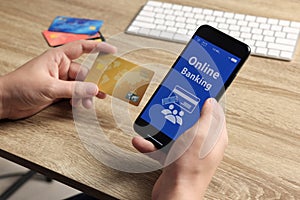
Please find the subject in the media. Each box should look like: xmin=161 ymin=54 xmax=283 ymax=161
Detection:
xmin=126 ymin=1 xmax=300 ymax=61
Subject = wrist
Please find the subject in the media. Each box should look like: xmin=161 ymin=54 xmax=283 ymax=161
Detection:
xmin=0 ymin=75 xmax=10 ymax=119
xmin=155 ymin=171 xmax=212 ymax=200
xmin=0 ymin=76 xmax=3 ymax=119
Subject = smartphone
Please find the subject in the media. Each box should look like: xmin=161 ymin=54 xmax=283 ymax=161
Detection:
xmin=133 ymin=25 xmax=250 ymax=150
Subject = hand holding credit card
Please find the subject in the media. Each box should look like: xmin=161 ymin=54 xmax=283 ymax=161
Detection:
xmin=85 ymin=55 xmax=154 ymax=106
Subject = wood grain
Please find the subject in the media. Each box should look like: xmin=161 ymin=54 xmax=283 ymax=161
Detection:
xmin=0 ymin=0 xmax=299 ymax=199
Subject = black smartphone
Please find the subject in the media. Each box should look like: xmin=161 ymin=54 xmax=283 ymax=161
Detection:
xmin=134 ymin=25 xmax=250 ymax=150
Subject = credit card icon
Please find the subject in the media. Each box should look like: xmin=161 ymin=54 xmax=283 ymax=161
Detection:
xmin=169 ymin=85 xmax=200 ymax=113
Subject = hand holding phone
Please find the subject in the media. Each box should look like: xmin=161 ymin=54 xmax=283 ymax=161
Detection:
xmin=134 ymin=25 xmax=250 ymax=150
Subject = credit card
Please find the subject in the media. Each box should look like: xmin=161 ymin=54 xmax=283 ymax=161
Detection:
xmin=85 ymin=55 xmax=154 ymax=106
xmin=48 ymin=16 xmax=103 ymax=35
xmin=42 ymin=30 xmax=103 ymax=47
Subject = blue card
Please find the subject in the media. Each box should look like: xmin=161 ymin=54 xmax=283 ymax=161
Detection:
xmin=48 ymin=16 xmax=103 ymax=35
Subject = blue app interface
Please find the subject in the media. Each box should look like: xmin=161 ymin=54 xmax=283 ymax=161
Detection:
xmin=140 ymin=35 xmax=241 ymax=140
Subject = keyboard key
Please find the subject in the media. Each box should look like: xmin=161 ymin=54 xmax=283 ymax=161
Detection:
xmin=268 ymin=49 xmax=280 ymax=57
xmin=256 ymin=47 xmax=268 ymax=55
xmin=283 ymin=27 xmax=299 ymax=34
xmin=276 ymin=38 xmax=296 ymax=46
xmin=291 ymin=21 xmax=300 ymax=28
xmin=156 ymin=13 xmax=166 ymax=19
xmin=187 ymin=18 xmax=197 ymax=24
xmin=162 ymin=2 xmax=172 ymax=8
xmin=203 ymin=9 xmax=213 ymax=15
xmin=192 ymin=7 xmax=203 ymax=13
xmin=287 ymin=33 xmax=298 ymax=40
xmin=139 ymin=28 xmax=151 ymax=35
xmin=136 ymin=15 xmax=154 ymax=23
xmin=268 ymin=43 xmax=294 ymax=52
xmin=184 ymin=12 xmax=194 ymax=18
xmin=166 ymin=15 xmax=175 ymax=21
xmin=275 ymin=32 xmax=286 ymax=38
xmin=147 ymin=1 xmax=162 ymax=7
xmin=216 ymin=17 xmax=226 ymax=23
xmin=268 ymin=18 xmax=279 ymax=25
xmin=218 ymin=23 xmax=229 ymax=29
xmin=194 ymin=14 xmax=205 ymax=19
xmin=140 ymin=10 xmax=155 ymax=17
xmin=186 ymin=24 xmax=197 ymax=30
xmin=229 ymin=25 xmax=240 ymax=31
xmin=160 ymin=31 xmax=174 ymax=39
xmin=237 ymin=20 xmax=248 ymax=26
xmin=173 ymin=4 xmax=182 ymax=10
xmin=256 ymin=41 xmax=267 ymax=48
xmin=175 ymin=22 xmax=185 ymax=28
xmin=245 ymin=15 xmax=256 ymax=22
xmin=173 ymin=33 xmax=190 ymax=43
xmin=226 ymin=19 xmax=237 ymax=25
xmin=241 ymin=32 xmax=252 ymax=39
xmin=240 ymin=26 xmax=251 ymax=33
xmin=263 ymin=30 xmax=274 ymax=36
xmin=154 ymin=19 xmax=164 ymax=25
xmin=127 ymin=26 xmax=139 ymax=33
xmin=164 ymin=9 xmax=174 ymax=15
xmin=149 ymin=29 xmax=161 ymax=37
xmin=165 ymin=20 xmax=175 ymax=26
xmin=234 ymin=14 xmax=245 ymax=20
xmin=229 ymin=31 xmax=240 ymax=38
xmin=132 ymin=21 xmax=155 ymax=29
xmin=256 ymin=17 xmax=267 ymax=23
xmin=174 ymin=11 xmax=184 ymax=16
xmin=213 ymin=10 xmax=224 ymax=17
xmin=156 ymin=25 xmax=167 ymax=31
xmin=271 ymin=25 xmax=282 ymax=31
xmin=178 ymin=28 xmax=188 ymax=34
xmin=280 ymin=51 xmax=293 ymax=59
xmin=224 ymin=12 xmax=234 ymax=18
xmin=182 ymin=6 xmax=192 ymax=12
xmin=154 ymin=7 xmax=164 ymax=13
xmin=143 ymin=5 xmax=154 ymax=11
xmin=167 ymin=26 xmax=177 ymax=32
xmin=176 ymin=16 xmax=186 ymax=22
xmin=244 ymin=39 xmax=255 ymax=46
xmin=248 ymin=22 xmax=259 ymax=28
xmin=264 ymin=36 xmax=275 ymax=42
xmin=279 ymin=20 xmax=290 ymax=26
xmin=252 ymin=34 xmax=263 ymax=40
xmin=251 ymin=28 xmax=263 ymax=34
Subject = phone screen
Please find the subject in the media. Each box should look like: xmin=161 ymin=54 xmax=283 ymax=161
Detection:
xmin=135 ymin=27 xmax=248 ymax=146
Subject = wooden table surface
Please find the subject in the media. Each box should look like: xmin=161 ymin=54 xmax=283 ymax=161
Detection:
xmin=0 ymin=0 xmax=299 ymax=199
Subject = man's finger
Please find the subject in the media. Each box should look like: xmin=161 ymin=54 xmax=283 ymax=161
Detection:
xmin=69 ymin=61 xmax=89 ymax=81
xmin=50 ymin=80 xmax=99 ymax=99
xmin=186 ymin=98 xmax=215 ymax=150
xmin=132 ymin=136 xmax=156 ymax=153
xmin=60 ymin=40 xmax=117 ymax=60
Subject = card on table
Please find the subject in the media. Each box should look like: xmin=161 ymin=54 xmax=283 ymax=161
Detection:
xmin=85 ymin=55 xmax=154 ymax=106
xmin=42 ymin=30 xmax=103 ymax=47
xmin=48 ymin=16 xmax=103 ymax=35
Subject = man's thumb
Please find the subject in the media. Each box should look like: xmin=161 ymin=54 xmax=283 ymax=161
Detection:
xmin=52 ymin=80 xmax=99 ymax=99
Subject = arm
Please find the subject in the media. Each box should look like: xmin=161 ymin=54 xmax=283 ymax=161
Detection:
xmin=0 ymin=40 xmax=116 ymax=120
xmin=0 ymin=75 xmax=5 ymax=119
xmin=133 ymin=98 xmax=228 ymax=199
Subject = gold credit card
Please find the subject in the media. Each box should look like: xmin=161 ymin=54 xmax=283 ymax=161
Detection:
xmin=85 ymin=54 xmax=154 ymax=106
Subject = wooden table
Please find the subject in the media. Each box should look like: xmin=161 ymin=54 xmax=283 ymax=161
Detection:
xmin=0 ymin=0 xmax=299 ymax=199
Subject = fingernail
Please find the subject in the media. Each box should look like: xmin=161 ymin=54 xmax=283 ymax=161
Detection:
xmin=86 ymin=84 xmax=98 ymax=96
xmin=208 ymin=98 xmax=216 ymax=104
